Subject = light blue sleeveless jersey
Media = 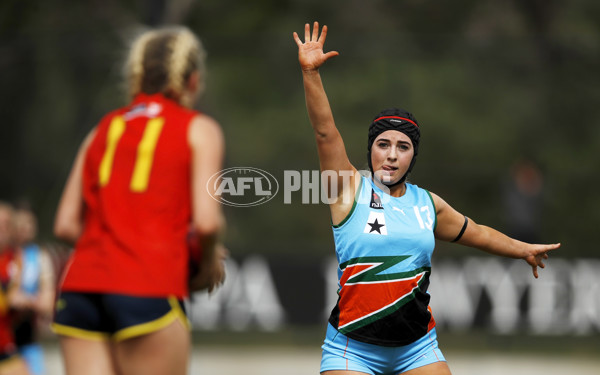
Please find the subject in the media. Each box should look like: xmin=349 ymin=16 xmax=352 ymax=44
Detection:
xmin=20 ymin=244 xmax=41 ymax=295
xmin=17 ymin=244 xmax=46 ymax=375
xmin=328 ymin=175 xmax=438 ymax=346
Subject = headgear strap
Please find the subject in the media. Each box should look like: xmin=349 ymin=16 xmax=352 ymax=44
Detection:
xmin=372 ymin=116 xmax=419 ymax=128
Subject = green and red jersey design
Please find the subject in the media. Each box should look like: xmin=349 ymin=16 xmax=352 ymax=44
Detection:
xmin=329 ymin=176 xmax=437 ymax=346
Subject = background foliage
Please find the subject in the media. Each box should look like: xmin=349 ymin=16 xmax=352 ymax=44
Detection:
xmin=1 ymin=0 xmax=599 ymax=258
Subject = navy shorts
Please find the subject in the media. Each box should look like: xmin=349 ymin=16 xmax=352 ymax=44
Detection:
xmin=321 ymin=323 xmax=445 ymax=374
xmin=52 ymin=292 xmax=189 ymax=341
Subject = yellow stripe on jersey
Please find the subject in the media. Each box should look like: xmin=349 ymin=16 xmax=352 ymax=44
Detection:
xmin=130 ymin=117 xmax=164 ymax=192
xmin=0 ymin=290 xmax=8 ymax=315
xmin=99 ymin=116 xmax=126 ymax=187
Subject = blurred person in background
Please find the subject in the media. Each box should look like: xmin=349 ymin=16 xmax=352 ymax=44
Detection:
xmin=52 ymin=26 xmax=227 ymax=375
xmin=0 ymin=202 xmax=30 ymax=375
xmin=10 ymin=207 xmax=55 ymax=375
xmin=502 ymin=158 xmax=545 ymax=244
xmin=294 ymin=22 xmax=561 ymax=375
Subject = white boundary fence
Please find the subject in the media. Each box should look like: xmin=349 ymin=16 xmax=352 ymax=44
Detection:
xmin=189 ymin=256 xmax=600 ymax=335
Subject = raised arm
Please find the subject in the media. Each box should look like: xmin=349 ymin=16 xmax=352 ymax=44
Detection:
xmin=430 ymin=192 xmax=560 ymax=278
xmin=293 ymin=22 xmax=350 ymax=172
xmin=293 ymin=22 xmax=360 ymax=223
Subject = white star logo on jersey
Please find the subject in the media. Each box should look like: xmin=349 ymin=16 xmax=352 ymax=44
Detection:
xmin=363 ymin=211 xmax=388 ymax=235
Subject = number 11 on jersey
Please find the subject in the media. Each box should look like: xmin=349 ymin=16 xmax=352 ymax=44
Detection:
xmin=98 ymin=116 xmax=165 ymax=192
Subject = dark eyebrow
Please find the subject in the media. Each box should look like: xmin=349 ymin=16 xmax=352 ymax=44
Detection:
xmin=376 ymin=138 xmax=411 ymax=145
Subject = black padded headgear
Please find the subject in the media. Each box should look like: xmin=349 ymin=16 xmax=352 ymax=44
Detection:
xmin=367 ymin=108 xmax=420 ymax=185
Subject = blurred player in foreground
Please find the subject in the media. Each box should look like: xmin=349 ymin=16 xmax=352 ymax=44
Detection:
xmin=10 ymin=207 xmax=55 ymax=375
xmin=0 ymin=203 xmax=30 ymax=375
xmin=293 ymin=22 xmax=561 ymax=375
xmin=52 ymin=26 xmax=226 ymax=375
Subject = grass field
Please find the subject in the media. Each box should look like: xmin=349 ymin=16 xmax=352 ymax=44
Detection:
xmin=42 ymin=330 xmax=600 ymax=375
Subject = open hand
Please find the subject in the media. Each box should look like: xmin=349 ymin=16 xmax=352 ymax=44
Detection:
xmin=293 ymin=22 xmax=339 ymax=72
xmin=523 ymin=242 xmax=561 ymax=278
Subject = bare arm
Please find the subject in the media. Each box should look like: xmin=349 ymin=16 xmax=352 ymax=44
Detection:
xmin=54 ymin=129 xmax=97 ymax=243
xmin=34 ymin=248 xmax=56 ymax=317
xmin=431 ymin=192 xmax=560 ymax=278
xmin=293 ymin=22 xmax=360 ymax=223
xmin=189 ymin=114 xmax=224 ymax=236
xmin=188 ymin=114 xmax=227 ymax=292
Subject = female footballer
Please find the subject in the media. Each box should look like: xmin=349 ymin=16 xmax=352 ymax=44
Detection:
xmin=293 ymin=22 xmax=560 ymax=375
xmin=0 ymin=202 xmax=30 ymax=375
xmin=53 ymin=26 xmax=226 ymax=375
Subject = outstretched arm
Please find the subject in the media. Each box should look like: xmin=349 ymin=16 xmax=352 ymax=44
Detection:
xmin=293 ymin=22 xmax=359 ymax=223
xmin=431 ymin=192 xmax=560 ymax=278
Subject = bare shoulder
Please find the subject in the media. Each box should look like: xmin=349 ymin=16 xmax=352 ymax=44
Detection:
xmin=80 ymin=126 xmax=98 ymax=151
xmin=427 ymin=191 xmax=446 ymax=212
xmin=330 ymin=170 xmax=362 ymax=226
xmin=188 ymin=114 xmax=223 ymax=136
xmin=188 ymin=114 xmax=224 ymax=147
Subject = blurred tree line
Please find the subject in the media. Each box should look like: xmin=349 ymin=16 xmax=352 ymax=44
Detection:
xmin=1 ymin=0 xmax=598 ymax=258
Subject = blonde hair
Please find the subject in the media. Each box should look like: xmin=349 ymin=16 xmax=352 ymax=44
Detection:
xmin=125 ymin=26 xmax=206 ymax=107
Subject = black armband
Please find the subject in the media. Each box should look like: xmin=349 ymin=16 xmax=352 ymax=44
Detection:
xmin=451 ymin=216 xmax=469 ymax=243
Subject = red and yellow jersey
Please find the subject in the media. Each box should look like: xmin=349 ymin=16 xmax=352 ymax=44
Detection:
xmin=0 ymin=249 xmax=16 ymax=353
xmin=60 ymin=93 xmax=196 ymax=298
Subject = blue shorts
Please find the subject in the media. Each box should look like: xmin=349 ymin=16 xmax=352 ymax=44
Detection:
xmin=321 ymin=323 xmax=445 ymax=375
xmin=52 ymin=292 xmax=189 ymax=342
